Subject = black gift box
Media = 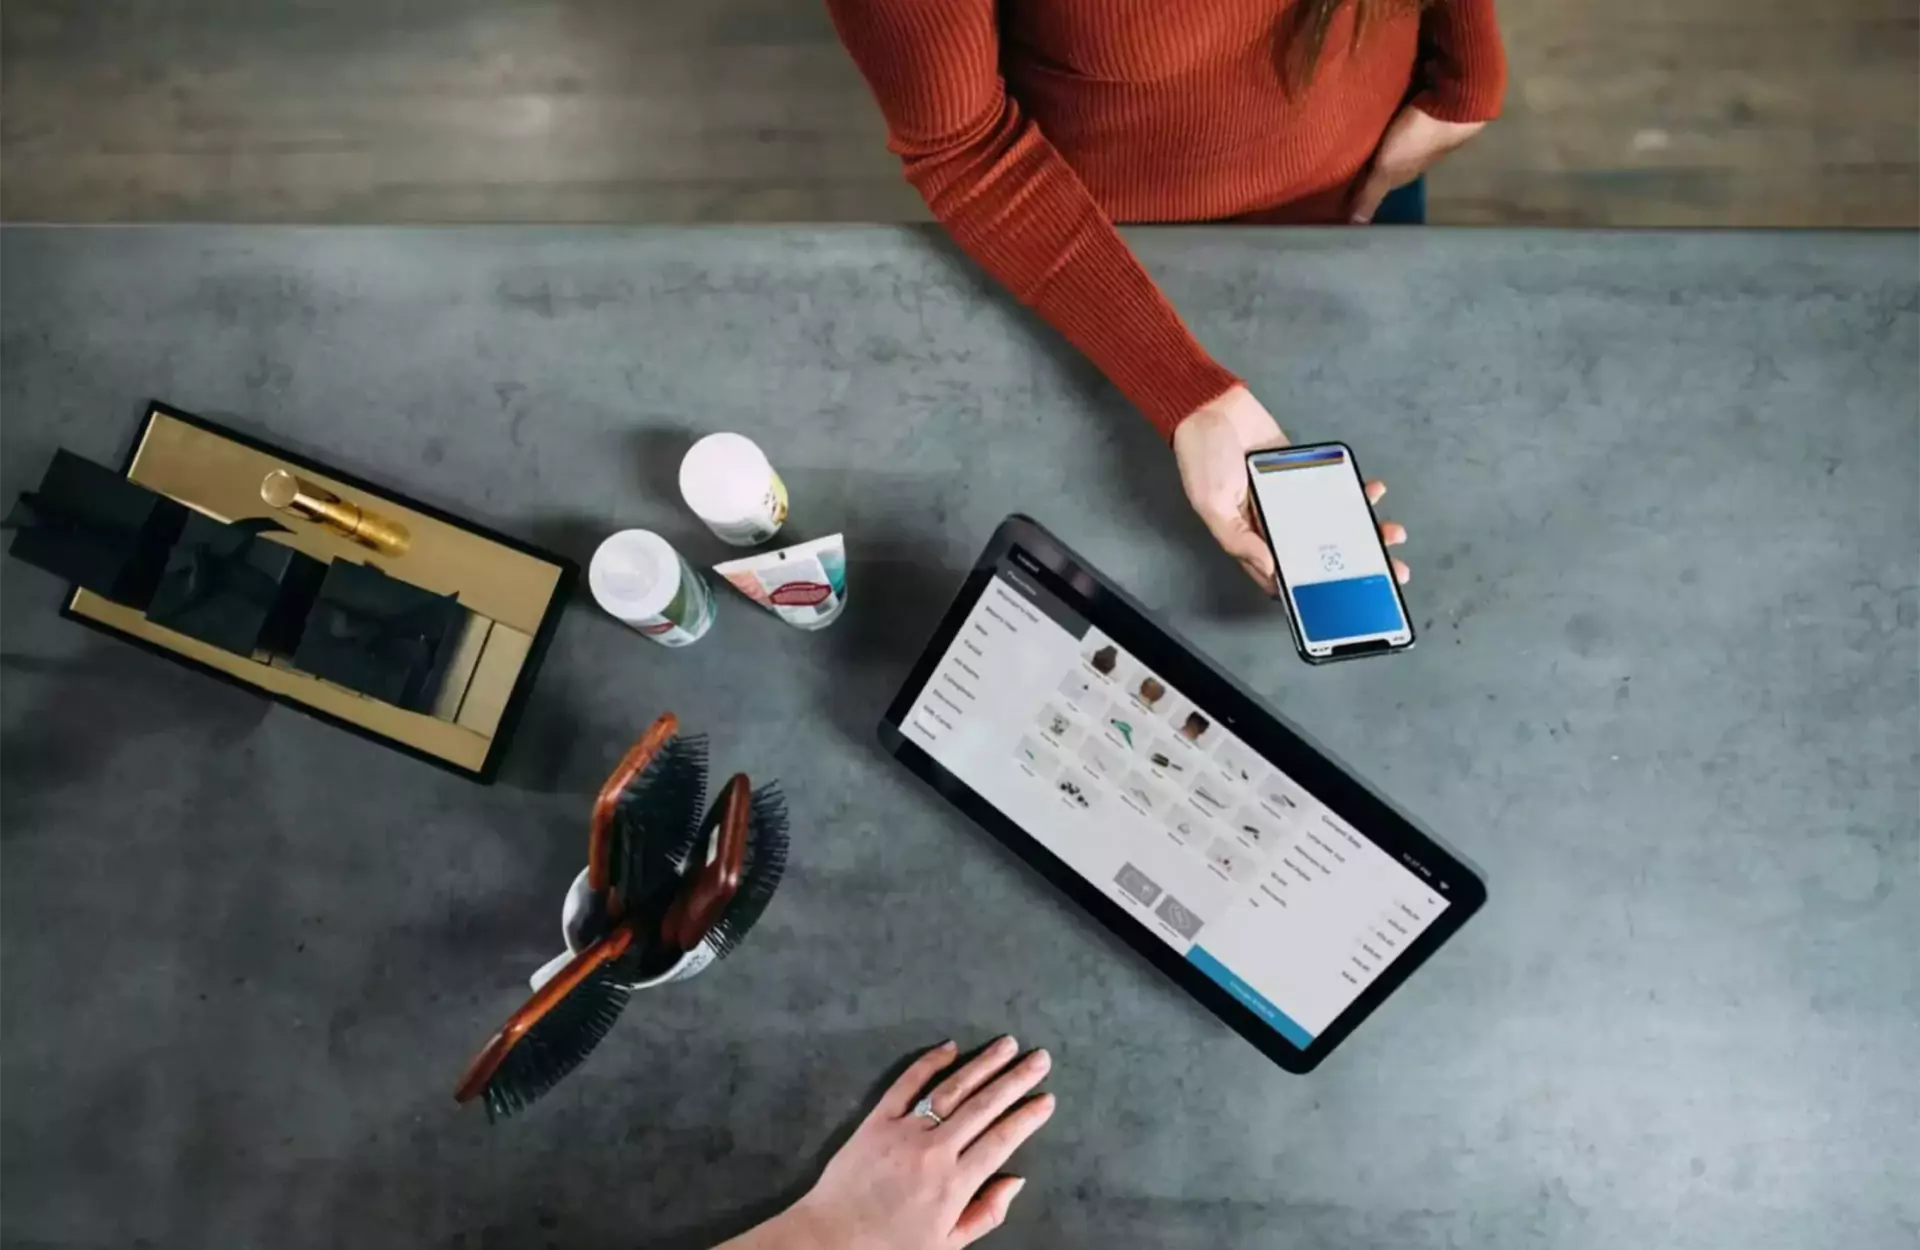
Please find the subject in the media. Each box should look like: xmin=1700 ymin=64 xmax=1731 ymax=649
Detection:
xmin=144 ymin=514 xmax=327 ymax=657
xmin=3 ymin=450 xmax=189 ymax=609
xmin=291 ymin=560 xmax=466 ymax=713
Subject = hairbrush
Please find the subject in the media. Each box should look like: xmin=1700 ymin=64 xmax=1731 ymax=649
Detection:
xmin=454 ymin=834 xmax=746 ymax=1122
xmin=581 ymin=712 xmax=709 ymax=943
xmin=453 ymin=925 xmax=636 ymax=1120
xmin=637 ymin=774 xmax=790 ymax=975
xmin=454 ymin=717 xmax=788 ymax=1120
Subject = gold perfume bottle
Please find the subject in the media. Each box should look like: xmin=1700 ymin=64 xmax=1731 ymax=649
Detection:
xmin=260 ymin=469 xmax=410 ymax=556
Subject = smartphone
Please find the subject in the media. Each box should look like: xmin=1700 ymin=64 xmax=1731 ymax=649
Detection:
xmin=1245 ymin=442 xmax=1415 ymax=663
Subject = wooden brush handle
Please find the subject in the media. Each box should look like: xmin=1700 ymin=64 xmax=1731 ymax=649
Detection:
xmin=453 ymin=924 xmax=636 ymax=1104
xmin=660 ymin=774 xmax=750 ymax=954
xmin=587 ymin=712 xmax=680 ymax=905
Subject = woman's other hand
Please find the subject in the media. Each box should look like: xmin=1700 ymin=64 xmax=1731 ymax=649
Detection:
xmin=1349 ymin=105 xmax=1486 ymax=225
xmin=726 ymin=1037 xmax=1055 ymax=1250
xmin=1173 ymin=386 xmax=1410 ymax=594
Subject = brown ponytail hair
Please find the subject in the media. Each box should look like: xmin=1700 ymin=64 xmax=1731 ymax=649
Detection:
xmin=1284 ymin=0 xmax=1435 ymax=89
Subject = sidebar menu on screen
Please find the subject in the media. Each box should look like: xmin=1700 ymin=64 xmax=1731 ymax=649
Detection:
xmin=903 ymin=561 xmax=1086 ymax=757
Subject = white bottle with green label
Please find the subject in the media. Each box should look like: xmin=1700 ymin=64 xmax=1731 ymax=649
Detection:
xmin=679 ymin=433 xmax=789 ymax=547
xmin=588 ymin=529 xmax=715 ymax=646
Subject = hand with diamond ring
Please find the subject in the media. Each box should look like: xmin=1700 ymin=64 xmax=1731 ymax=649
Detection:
xmin=718 ymin=1036 xmax=1055 ymax=1249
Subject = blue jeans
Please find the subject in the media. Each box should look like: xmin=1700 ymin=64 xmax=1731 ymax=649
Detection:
xmin=1370 ymin=177 xmax=1427 ymax=226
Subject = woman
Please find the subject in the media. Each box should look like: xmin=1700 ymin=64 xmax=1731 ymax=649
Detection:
xmin=721 ymin=1036 xmax=1056 ymax=1248
xmin=825 ymin=0 xmax=1507 ymax=590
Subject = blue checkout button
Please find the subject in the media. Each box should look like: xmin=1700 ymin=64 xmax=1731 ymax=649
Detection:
xmin=1187 ymin=946 xmax=1314 ymax=1049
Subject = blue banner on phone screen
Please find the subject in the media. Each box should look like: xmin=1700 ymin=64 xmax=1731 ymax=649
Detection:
xmin=1290 ymin=575 xmax=1405 ymax=643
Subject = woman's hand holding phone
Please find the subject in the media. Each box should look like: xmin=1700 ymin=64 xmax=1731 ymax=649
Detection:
xmin=1173 ymin=385 xmax=1409 ymax=595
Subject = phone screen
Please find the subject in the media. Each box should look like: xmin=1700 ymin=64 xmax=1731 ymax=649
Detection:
xmin=1247 ymin=445 xmax=1413 ymax=659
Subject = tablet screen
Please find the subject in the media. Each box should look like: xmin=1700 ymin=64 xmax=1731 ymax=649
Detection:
xmin=899 ymin=549 xmax=1450 ymax=1049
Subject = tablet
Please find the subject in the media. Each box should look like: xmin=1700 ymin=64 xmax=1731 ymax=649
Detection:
xmin=879 ymin=516 xmax=1485 ymax=1072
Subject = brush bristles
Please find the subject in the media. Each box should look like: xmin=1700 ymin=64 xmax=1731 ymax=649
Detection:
xmin=612 ymin=733 xmax=710 ymax=910
xmin=483 ymin=967 xmax=632 ymax=1122
xmin=706 ymin=782 xmax=791 ymax=961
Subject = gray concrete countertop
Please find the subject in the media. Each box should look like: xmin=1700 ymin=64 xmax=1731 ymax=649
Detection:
xmin=2 ymin=226 xmax=1915 ymax=1250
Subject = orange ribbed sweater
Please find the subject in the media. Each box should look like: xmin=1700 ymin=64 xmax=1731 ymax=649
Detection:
xmin=826 ymin=0 xmax=1507 ymax=437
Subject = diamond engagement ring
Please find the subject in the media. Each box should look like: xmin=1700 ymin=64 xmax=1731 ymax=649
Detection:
xmin=910 ymin=1096 xmax=944 ymax=1126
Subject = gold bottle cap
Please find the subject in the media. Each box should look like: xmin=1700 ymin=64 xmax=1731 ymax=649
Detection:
xmin=261 ymin=469 xmax=301 ymax=509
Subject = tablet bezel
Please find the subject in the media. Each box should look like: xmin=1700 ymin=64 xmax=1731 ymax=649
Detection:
xmin=878 ymin=514 xmax=1486 ymax=1073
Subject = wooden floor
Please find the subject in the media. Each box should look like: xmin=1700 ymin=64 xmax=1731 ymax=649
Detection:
xmin=2 ymin=0 xmax=1915 ymax=226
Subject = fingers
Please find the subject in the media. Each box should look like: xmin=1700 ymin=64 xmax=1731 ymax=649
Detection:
xmin=1218 ymin=532 xmax=1276 ymax=591
xmin=1368 ymin=480 xmax=1409 ymax=579
xmin=1370 ymin=482 xmax=1408 ymax=577
xmin=959 ymin=1090 xmax=1058 ymax=1180
xmin=1200 ymin=506 xmax=1269 ymax=566
xmin=1236 ymin=540 xmax=1277 ymax=594
xmin=944 ymin=1047 xmax=1051 ymax=1144
xmin=1227 ymin=539 xmax=1277 ymax=596
xmin=1352 ymin=104 xmax=1480 ymax=225
xmin=1348 ymin=166 xmax=1397 ymax=225
xmin=1200 ymin=507 xmax=1276 ymax=595
xmin=875 ymin=1040 xmax=958 ymax=1120
xmin=1236 ymin=510 xmax=1278 ymax=595
xmin=950 ymin=1175 xmax=1027 ymax=1248
xmin=923 ymin=1035 xmax=1019 ymax=1120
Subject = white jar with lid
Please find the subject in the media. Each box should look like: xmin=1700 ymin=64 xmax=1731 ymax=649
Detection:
xmin=588 ymin=529 xmax=715 ymax=646
xmin=678 ymin=433 xmax=788 ymax=546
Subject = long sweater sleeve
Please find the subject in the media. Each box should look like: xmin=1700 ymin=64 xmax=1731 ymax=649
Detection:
xmin=824 ymin=0 xmax=1240 ymax=438
xmin=1411 ymin=0 xmax=1509 ymax=123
